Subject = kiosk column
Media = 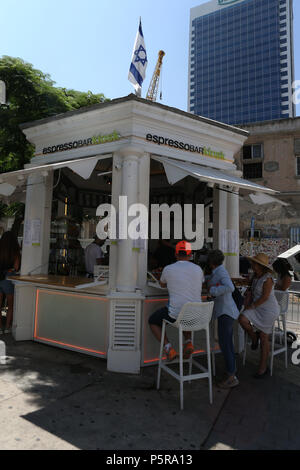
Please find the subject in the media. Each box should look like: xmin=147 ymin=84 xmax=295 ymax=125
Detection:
xmin=14 ymin=171 xmax=53 ymax=341
xmin=21 ymin=171 xmax=53 ymax=275
xmin=116 ymin=150 xmax=139 ymax=292
xmin=213 ymin=185 xmax=228 ymax=252
xmin=108 ymin=146 xmax=148 ymax=374
xmin=226 ymin=186 xmax=240 ymax=277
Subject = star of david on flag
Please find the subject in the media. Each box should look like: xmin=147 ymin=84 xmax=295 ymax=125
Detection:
xmin=128 ymin=18 xmax=148 ymax=96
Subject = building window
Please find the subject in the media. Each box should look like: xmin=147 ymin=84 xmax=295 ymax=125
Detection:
xmin=242 ymin=144 xmax=263 ymax=179
xmin=244 ymin=163 xmax=263 ymax=180
xmin=242 ymin=144 xmax=263 ymax=160
xmin=295 ymin=138 xmax=300 ymax=155
xmin=297 ymin=157 xmax=300 ymax=177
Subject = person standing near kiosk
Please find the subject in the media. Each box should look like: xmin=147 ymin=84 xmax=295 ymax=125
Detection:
xmin=84 ymin=235 xmax=105 ymax=278
xmin=148 ymin=241 xmax=204 ymax=361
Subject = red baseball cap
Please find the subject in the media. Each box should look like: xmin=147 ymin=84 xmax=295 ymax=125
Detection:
xmin=176 ymin=241 xmax=192 ymax=256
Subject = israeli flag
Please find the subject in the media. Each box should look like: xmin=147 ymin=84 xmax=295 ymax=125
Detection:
xmin=128 ymin=18 xmax=148 ymax=96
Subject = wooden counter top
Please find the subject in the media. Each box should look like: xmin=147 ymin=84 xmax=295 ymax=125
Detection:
xmin=9 ymin=275 xmax=91 ymax=289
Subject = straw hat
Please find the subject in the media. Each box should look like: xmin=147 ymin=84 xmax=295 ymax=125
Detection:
xmin=247 ymin=253 xmax=274 ymax=273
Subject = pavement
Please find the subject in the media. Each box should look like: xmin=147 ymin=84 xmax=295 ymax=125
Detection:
xmin=1 ymin=333 xmax=300 ymax=451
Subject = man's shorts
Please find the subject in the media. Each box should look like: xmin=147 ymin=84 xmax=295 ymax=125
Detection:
xmin=148 ymin=306 xmax=176 ymax=327
xmin=0 ymin=280 xmax=14 ymax=295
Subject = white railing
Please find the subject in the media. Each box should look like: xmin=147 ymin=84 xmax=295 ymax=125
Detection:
xmin=287 ymin=291 xmax=300 ymax=326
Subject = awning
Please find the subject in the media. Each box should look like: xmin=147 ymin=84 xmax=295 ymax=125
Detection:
xmin=153 ymin=156 xmax=276 ymax=194
xmin=0 ymin=154 xmax=112 ymax=196
xmin=248 ymin=193 xmax=289 ymax=206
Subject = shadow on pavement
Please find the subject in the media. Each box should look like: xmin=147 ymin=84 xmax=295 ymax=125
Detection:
xmin=0 ymin=335 xmax=227 ymax=450
xmin=203 ymin=349 xmax=300 ymax=450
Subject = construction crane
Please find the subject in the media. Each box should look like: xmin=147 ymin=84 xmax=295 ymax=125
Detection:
xmin=146 ymin=50 xmax=165 ymax=102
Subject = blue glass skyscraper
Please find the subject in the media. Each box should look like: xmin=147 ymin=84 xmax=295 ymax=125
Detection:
xmin=188 ymin=0 xmax=295 ymax=125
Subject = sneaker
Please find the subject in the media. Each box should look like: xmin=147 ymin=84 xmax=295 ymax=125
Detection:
xmin=183 ymin=341 xmax=194 ymax=359
xmin=165 ymin=346 xmax=177 ymax=362
xmin=217 ymin=376 xmax=239 ymax=389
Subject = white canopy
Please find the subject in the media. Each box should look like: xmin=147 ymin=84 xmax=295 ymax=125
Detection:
xmin=0 ymin=154 xmax=111 ymax=196
xmin=152 ymin=156 xmax=277 ymax=194
xmin=248 ymin=193 xmax=289 ymax=206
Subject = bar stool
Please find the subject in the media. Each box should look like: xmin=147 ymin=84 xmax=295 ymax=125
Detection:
xmin=242 ymin=290 xmax=289 ymax=376
xmin=157 ymin=301 xmax=214 ymax=410
xmin=270 ymin=290 xmax=289 ymax=376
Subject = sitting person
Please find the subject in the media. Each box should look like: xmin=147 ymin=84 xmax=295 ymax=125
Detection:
xmin=272 ymin=258 xmax=292 ymax=291
xmin=0 ymin=231 xmax=21 ymax=334
xmin=148 ymin=241 xmax=204 ymax=361
xmin=206 ymin=249 xmax=240 ymax=389
xmin=239 ymin=253 xmax=279 ymax=378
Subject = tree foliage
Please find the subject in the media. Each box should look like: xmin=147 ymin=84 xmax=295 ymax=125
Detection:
xmin=0 ymin=56 xmax=109 ymax=172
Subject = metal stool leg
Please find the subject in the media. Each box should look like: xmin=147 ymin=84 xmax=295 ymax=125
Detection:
xmin=188 ymin=332 xmax=194 ymax=382
xmin=211 ymin=322 xmax=216 ymax=376
xmin=283 ymin=315 xmax=288 ymax=369
xmin=179 ymin=326 xmax=184 ymax=410
xmin=270 ymin=323 xmax=275 ymax=377
xmin=206 ymin=326 xmax=213 ymax=405
xmin=243 ymin=331 xmax=247 ymax=366
xmin=157 ymin=320 xmax=166 ymax=390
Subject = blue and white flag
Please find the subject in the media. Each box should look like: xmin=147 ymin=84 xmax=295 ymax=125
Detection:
xmin=128 ymin=18 xmax=148 ymax=96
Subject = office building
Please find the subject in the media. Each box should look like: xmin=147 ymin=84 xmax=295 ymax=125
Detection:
xmin=188 ymin=0 xmax=295 ymax=125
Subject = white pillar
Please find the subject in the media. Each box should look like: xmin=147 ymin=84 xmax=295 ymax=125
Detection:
xmin=116 ymin=149 xmax=140 ymax=292
xmin=213 ymin=186 xmax=227 ymax=252
xmin=226 ymin=187 xmax=240 ymax=277
xmin=108 ymin=146 xmax=147 ymax=375
xmin=21 ymin=172 xmax=53 ymax=275
xmin=137 ymin=152 xmax=150 ymax=291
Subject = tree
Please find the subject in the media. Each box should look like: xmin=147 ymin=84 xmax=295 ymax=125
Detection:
xmin=0 ymin=56 xmax=109 ymax=172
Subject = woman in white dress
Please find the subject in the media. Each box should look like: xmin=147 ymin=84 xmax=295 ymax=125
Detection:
xmin=239 ymin=253 xmax=279 ymax=378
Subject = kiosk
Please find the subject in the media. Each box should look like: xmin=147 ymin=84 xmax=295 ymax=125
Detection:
xmin=0 ymin=94 xmax=276 ymax=373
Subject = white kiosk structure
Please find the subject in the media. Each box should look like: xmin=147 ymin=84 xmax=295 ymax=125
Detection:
xmin=0 ymin=95 xmax=276 ymax=374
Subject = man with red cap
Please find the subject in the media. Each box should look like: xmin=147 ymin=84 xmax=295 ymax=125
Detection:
xmin=148 ymin=240 xmax=204 ymax=361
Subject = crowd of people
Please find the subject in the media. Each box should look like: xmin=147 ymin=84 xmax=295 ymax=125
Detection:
xmin=149 ymin=241 xmax=293 ymax=388
xmin=0 ymin=228 xmax=294 ymax=387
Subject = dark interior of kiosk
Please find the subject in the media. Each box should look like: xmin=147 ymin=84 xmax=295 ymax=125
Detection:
xmin=149 ymin=160 xmax=213 ymax=272
xmin=49 ymin=158 xmax=213 ymax=277
xmin=50 ymin=157 xmax=112 ymax=276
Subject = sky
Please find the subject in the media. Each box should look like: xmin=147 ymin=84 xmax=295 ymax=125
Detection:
xmin=0 ymin=0 xmax=299 ymax=115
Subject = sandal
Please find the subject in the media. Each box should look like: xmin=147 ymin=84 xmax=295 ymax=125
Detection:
xmin=253 ymin=367 xmax=270 ymax=379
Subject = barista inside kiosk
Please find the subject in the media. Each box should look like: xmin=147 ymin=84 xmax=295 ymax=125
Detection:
xmin=85 ymin=235 xmax=105 ymax=278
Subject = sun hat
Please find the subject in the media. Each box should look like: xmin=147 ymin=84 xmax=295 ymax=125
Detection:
xmin=175 ymin=241 xmax=192 ymax=256
xmin=247 ymin=253 xmax=274 ymax=273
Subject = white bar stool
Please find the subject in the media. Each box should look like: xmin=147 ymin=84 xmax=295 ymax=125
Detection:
xmin=242 ymin=290 xmax=289 ymax=376
xmin=270 ymin=290 xmax=289 ymax=376
xmin=157 ymin=301 xmax=214 ymax=410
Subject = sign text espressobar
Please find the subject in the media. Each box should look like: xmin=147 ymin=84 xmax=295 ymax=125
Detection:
xmin=42 ymin=131 xmax=120 ymax=155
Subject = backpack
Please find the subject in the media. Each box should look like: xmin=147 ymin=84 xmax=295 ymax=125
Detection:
xmin=232 ymin=284 xmax=244 ymax=312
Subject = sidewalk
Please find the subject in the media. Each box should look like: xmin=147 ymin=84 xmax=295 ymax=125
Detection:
xmin=0 ymin=334 xmax=300 ymax=450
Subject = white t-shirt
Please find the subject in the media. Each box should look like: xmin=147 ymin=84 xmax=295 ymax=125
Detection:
xmin=160 ymin=261 xmax=204 ymax=319
xmin=85 ymin=243 xmax=103 ymax=274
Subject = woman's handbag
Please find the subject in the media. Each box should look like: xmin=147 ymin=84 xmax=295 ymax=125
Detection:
xmin=232 ymin=284 xmax=244 ymax=312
